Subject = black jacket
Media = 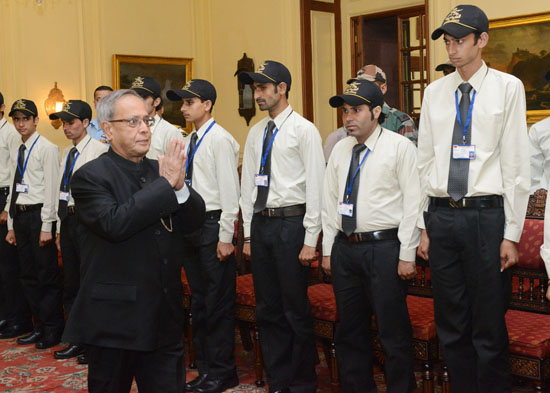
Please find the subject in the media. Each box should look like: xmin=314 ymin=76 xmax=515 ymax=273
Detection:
xmin=63 ymin=149 xmax=205 ymax=351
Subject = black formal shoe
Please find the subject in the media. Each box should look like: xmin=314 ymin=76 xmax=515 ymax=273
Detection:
xmin=77 ymin=353 xmax=88 ymax=364
xmin=36 ymin=334 xmax=61 ymax=349
xmin=54 ymin=344 xmax=84 ymax=359
xmin=185 ymin=374 xmax=209 ymax=392
xmin=0 ymin=324 xmax=32 ymax=339
xmin=17 ymin=330 xmax=43 ymax=345
xmin=194 ymin=375 xmax=239 ymax=393
xmin=0 ymin=319 xmax=8 ymax=332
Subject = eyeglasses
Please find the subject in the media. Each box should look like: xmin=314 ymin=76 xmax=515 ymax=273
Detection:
xmin=108 ymin=116 xmax=155 ymax=128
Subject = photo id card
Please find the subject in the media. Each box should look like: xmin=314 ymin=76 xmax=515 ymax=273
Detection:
xmin=59 ymin=191 xmax=70 ymax=202
xmin=452 ymin=144 xmax=476 ymax=160
xmin=15 ymin=183 xmax=29 ymax=194
xmin=255 ymin=174 xmax=269 ymax=187
xmin=338 ymin=202 xmax=354 ymax=217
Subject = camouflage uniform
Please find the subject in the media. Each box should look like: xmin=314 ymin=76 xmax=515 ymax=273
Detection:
xmin=381 ymin=103 xmax=418 ymax=146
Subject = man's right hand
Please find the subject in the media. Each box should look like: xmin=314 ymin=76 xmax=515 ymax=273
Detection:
xmin=158 ymin=138 xmax=187 ymax=189
xmin=0 ymin=210 xmax=7 ymax=225
xmin=5 ymin=230 xmax=16 ymax=246
xmin=417 ymin=229 xmax=429 ymax=260
xmin=243 ymin=242 xmax=251 ymax=260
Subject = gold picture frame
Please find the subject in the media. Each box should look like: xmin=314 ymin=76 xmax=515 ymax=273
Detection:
xmin=484 ymin=12 xmax=550 ymax=124
xmin=112 ymin=54 xmax=193 ymax=132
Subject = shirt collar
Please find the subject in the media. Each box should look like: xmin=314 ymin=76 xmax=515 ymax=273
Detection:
xmin=195 ymin=117 xmax=215 ymax=138
xmin=151 ymin=114 xmax=162 ymax=134
xmin=74 ymin=134 xmax=92 ymax=153
xmin=23 ymin=131 xmax=39 ymax=148
xmin=452 ymin=60 xmax=488 ymax=93
xmin=270 ymin=104 xmax=293 ymax=129
xmin=354 ymin=124 xmax=382 ymax=152
xmin=0 ymin=118 xmax=6 ymax=130
xmin=89 ymin=118 xmax=100 ymax=130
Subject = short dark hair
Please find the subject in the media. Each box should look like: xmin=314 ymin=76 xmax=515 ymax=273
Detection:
xmin=155 ymin=96 xmax=164 ymax=112
xmin=274 ymin=82 xmax=290 ymax=99
xmin=94 ymin=85 xmax=113 ymax=95
xmin=473 ymin=32 xmax=482 ymax=45
xmin=367 ymin=103 xmax=385 ymax=124
xmin=199 ymin=97 xmax=215 ymax=113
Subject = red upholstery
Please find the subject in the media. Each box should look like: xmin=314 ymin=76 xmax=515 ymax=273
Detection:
xmin=406 ymin=296 xmax=436 ymax=341
xmin=236 ymin=274 xmax=256 ymax=307
xmin=517 ymin=219 xmax=544 ymax=270
xmin=308 ymin=283 xmax=339 ymax=322
xmin=181 ymin=269 xmax=191 ymax=296
xmin=507 ymin=309 xmax=550 ymax=358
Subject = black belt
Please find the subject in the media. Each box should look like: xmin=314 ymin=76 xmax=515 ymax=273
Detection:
xmin=16 ymin=204 xmax=43 ymax=213
xmin=430 ymin=195 xmax=503 ymax=209
xmin=205 ymin=210 xmax=222 ymax=220
xmin=68 ymin=206 xmax=76 ymax=215
xmin=338 ymin=228 xmax=398 ymax=244
xmin=260 ymin=204 xmax=306 ymax=218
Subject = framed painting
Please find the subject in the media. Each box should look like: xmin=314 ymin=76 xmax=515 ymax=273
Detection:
xmin=112 ymin=54 xmax=193 ymax=132
xmin=483 ymin=12 xmax=550 ymax=124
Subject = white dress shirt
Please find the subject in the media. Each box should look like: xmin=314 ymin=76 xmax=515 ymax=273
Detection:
xmin=185 ymin=118 xmax=240 ymax=243
xmin=322 ymin=126 xmax=421 ymax=261
xmin=5 ymin=132 xmax=60 ymax=232
xmin=529 ymin=117 xmax=550 ymax=192
xmin=146 ymin=114 xmax=184 ymax=160
xmin=0 ymin=118 xmax=20 ymax=187
xmin=240 ymin=104 xmax=325 ymax=247
xmin=417 ymin=61 xmax=530 ymax=242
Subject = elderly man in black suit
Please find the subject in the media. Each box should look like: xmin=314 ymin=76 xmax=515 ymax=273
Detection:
xmin=62 ymin=88 xmax=205 ymax=393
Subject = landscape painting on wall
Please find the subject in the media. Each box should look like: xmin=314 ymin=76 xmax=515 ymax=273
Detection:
xmin=483 ymin=12 xmax=550 ymax=123
xmin=112 ymin=54 xmax=193 ymax=132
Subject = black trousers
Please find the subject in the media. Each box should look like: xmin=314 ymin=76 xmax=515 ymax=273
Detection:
xmin=59 ymin=213 xmax=81 ymax=319
xmin=13 ymin=209 xmax=64 ymax=334
xmin=425 ymin=205 xmax=511 ymax=393
xmin=87 ymin=342 xmax=186 ymax=393
xmin=331 ymin=236 xmax=414 ymax=393
xmin=182 ymin=216 xmax=237 ymax=379
xmin=0 ymin=192 xmax=31 ymax=326
xmin=250 ymin=213 xmax=317 ymax=393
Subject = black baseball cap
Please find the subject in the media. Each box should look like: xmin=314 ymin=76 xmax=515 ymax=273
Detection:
xmin=329 ymin=80 xmax=384 ymax=108
xmin=130 ymin=76 xmax=161 ymax=98
xmin=166 ymin=79 xmax=217 ymax=105
xmin=238 ymin=60 xmax=292 ymax=91
xmin=49 ymin=100 xmax=92 ymax=121
xmin=432 ymin=5 xmax=489 ymax=40
xmin=9 ymin=99 xmax=38 ymax=117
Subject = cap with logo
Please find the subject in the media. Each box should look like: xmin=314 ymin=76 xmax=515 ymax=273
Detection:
xmin=166 ymin=79 xmax=217 ymax=105
xmin=130 ymin=76 xmax=161 ymax=98
xmin=432 ymin=5 xmax=489 ymax=40
xmin=347 ymin=64 xmax=387 ymax=85
xmin=49 ymin=100 xmax=93 ymax=121
xmin=329 ymin=80 xmax=384 ymax=109
xmin=238 ymin=60 xmax=292 ymax=91
xmin=9 ymin=99 xmax=38 ymax=117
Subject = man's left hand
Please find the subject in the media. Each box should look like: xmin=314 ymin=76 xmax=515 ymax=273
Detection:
xmin=500 ymin=239 xmax=519 ymax=271
xmin=398 ymin=260 xmax=416 ymax=280
xmin=299 ymin=244 xmax=317 ymax=266
xmin=217 ymin=241 xmax=234 ymax=261
xmin=159 ymin=138 xmax=187 ymax=189
xmin=39 ymin=231 xmax=53 ymax=247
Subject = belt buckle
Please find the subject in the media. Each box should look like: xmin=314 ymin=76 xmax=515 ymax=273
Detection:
xmin=449 ymin=198 xmax=460 ymax=208
xmin=266 ymin=208 xmax=276 ymax=217
xmin=19 ymin=205 xmax=27 ymax=212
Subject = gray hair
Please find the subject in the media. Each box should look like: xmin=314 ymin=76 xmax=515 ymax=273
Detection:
xmin=97 ymin=89 xmax=141 ymax=125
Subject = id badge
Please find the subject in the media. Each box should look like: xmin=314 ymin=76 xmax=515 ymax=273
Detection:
xmin=15 ymin=183 xmax=29 ymax=194
xmin=255 ymin=174 xmax=269 ymax=187
xmin=338 ymin=202 xmax=354 ymax=217
xmin=452 ymin=144 xmax=475 ymax=160
xmin=59 ymin=191 xmax=70 ymax=202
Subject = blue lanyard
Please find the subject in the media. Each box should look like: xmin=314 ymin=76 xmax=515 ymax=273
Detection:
xmin=62 ymin=151 xmax=80 ymax=188
xmin=455 ymin=89 xmax=476 ymax=144
xmin=185 ymin=120 xmax=216 ymax=176
xmin=345 ymin=148 xmax=370 ymax=201
xmin=260 ymin=125 xmax=279 ymax=173
xmin=17 ymin=135 xmax=40 ymax=181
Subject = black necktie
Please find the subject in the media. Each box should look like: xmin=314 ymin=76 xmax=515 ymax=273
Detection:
xmin=448 ymin=82 xmax=473 ymax=201
xmin=342 ymin=143 xmax=367 ymax=236
xmin=254 ymin=120 xmax=276 ymax=213
xmin=58 ymin=147 xmax=78 ymax=221
xmin=185 ymin=132 xmax=199 ymax=185
xmin=9 ymin=144 xmax=26 ymax=218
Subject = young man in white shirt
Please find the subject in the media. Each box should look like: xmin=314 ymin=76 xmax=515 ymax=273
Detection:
xmin=239 ymin=61 xmax=325 ymax=393
xmin=322 ymin=80 xmax=419 ymax=393
xmin=417 ymin=5 xmax=530 ymax=392
xmin=5 ymin=99 xmax=65 ymax=349
xmin=49 ymin=100 xmax=108 ymax=360
xmin=130 ymin=76 xmax=183 ymax=160
xmin=167 ymin=79 xmax=240 ymax=393
xmin=529 ymin=116 xmax=550 ymax=192
xmin=0 ymin=92 xmax=32 ymax=339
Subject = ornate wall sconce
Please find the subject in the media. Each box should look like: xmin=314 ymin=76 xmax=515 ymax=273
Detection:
xmin=44 ymin=82 xmax=66 ymax=129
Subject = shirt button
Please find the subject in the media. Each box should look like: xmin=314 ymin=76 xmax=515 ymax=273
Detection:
xmin=140 ymin=177 xmax=147 ymax=183
xmin=154 ymin=230 xmax=161 ymax=235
